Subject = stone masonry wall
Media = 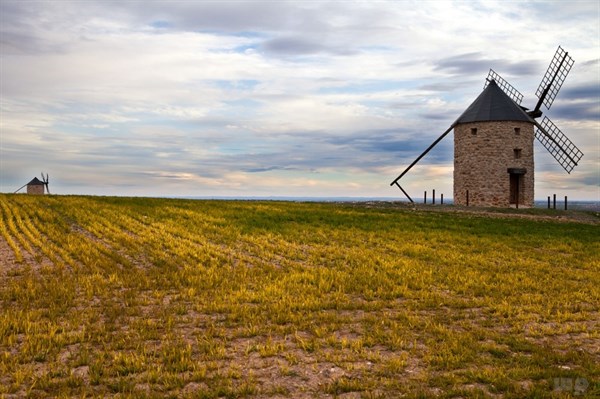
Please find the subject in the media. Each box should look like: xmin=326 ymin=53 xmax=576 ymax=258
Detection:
xmin=454 ymin=121 xmax=534 ymax=207
xmin=27 ymin=185 xmax=44 ymax=195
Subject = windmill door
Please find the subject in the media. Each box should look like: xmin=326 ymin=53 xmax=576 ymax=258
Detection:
xmin=509 ymin=173 xmax=520 ymax=205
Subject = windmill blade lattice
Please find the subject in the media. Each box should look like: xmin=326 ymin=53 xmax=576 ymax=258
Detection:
xmin=535 ymin=117 xmax=583 ymax=173
xmin=535 ymin=46 xmax=574 ymax=110
xmin=484 ymin=69 xmax=524 ymax=105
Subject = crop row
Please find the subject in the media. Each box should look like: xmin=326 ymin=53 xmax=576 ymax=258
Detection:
xmin=1 ymin=194 xmax=598 ymax=398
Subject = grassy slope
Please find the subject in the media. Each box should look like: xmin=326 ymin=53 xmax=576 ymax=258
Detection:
xmin=0 ymin=194 xmax=598 ymax=398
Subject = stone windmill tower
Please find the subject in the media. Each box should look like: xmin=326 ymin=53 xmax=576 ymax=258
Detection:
xmin=390 ymin=47 xmax=583 ymax=207
xmin=452 ymin=80 xmax=535 ymax=207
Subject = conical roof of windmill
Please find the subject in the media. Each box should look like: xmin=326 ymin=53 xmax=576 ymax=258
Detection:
xmin=455 ymin=80 xmax=535 ymax=124
xmin=27 ymin=177 xmax=45 ymax=185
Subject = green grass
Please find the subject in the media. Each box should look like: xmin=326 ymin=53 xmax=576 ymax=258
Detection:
xmin=0 ymin=194 xmax=598 ymax=398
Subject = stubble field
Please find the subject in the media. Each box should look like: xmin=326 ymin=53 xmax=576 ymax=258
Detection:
xmin=0 ymin=194 xmax=598 ymax=398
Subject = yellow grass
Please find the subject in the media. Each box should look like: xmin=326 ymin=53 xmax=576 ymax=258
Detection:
xmin=0 ymin=194 xmax=598 ymax=398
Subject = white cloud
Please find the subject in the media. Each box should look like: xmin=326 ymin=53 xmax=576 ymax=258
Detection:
xmin=1 ymin=0 xmax=598 ymax=200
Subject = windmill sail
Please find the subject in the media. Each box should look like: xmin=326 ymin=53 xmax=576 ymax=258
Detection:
xmin=535 ymin=117 xmax=583 ymax=173
xmin=484 ymin=69 xmax=524 ymax=105
xmin=41 ymin=172 xmax=50 ymax=194
xmin=535 ymin=46 xmax=574 ymax=111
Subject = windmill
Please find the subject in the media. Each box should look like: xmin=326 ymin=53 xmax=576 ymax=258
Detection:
xmin=14 ymin=172 xmax=50 ymax=195
xmin=390 ymin=46 xmax=583 ymax=207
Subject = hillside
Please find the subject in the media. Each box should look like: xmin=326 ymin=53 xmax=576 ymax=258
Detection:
xmin=1 ymin=194 xmax=598 ymax=398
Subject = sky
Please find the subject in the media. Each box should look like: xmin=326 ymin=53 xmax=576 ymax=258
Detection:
xmin=1 ymin=0 xmax=599 ymax=200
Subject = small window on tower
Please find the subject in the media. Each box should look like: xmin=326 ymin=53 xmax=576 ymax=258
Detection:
xmin=514 ymin=127 xmax=521 ymax=135
xmin=471 ymin=128 xmax=477 ymax=135
xmin=514 ymin=148 xmax=522 ymax=159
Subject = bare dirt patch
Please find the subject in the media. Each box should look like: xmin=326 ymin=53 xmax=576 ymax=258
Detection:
xmin=0 ymin=235 xmax=53 ymax=276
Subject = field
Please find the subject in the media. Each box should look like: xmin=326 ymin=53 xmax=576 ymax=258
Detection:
xmin=0 ymin=194 xmax=598 ymax=398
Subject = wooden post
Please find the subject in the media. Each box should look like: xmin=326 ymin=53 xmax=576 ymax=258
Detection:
xmin=424 ymin=191 xmax=427 ymax=204
xmin=441 ymin=193 xmax=444 ymax=205
xmin=548 ymin=196 xmax=551 ymax=209
xmin=466 ymin=190 xmax=469 ymax=207
xmin=515 ymin=175 xmax=521 ymax=209
xmin=553 ymin=194 xmax=556 ymax=209
xmin=564 ymin=196 xmax=568 ymax=210
xmin=433 ymin=189 xmax=436 ymax=205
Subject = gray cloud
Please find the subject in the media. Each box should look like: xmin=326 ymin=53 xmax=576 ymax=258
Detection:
xmin=322 ymin=128 xmax=454 ymax=166
xmin=434 ymin=52 xmax=540 ymax=77
xmin=127 ymin=1 xmax=316 ymax=33
xmin=579 ymin=173 xmax=600 ymax=187
xmin=57 ymin=1 xmax=394 ymax=58
xmin=419 ymin=111 xmax=459 ymax=121
xmin=581 ymin=58 xmax=599 ymax=67
xmin=1 ymin=0 xmax=598 ymax=198
xmin=549 ymin=102 xmax=600 ymax=121
xmin=261 ymin=36 xmax=357 ymax=57
xmin=542 ymin=83 xmax=600 ymax=122
xmin=261 ymin=37 xmax=329 ymax=56
xmin=418 ymin=80 xmax=474 ymax=93
xmin=560 ymin=85 xmax=600 ymax=101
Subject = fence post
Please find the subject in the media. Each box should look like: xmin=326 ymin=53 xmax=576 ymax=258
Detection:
xmin=553 ymin=194 xmax=556 ymax=210
xmin=466 ymin=190 xmax=469 ymax=207
xmin=564 ymin=196 xmax=568 ymax=210
xmin=424 ymin=191 xmax=427 ymax=204
xmin=548 ymin=196 xmax=551 ymax=209
xmin=441 ymin=193 xmax=444 ymax=205
xmin=433 ymin=189 xmax=436 ymax=205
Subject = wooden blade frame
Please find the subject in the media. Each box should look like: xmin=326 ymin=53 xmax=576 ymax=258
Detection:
xmin=535 ymin=46 xmax=574 ymax=112
xmin=485 ymin=69 xmax=524 ymax=105
xmin=535 ymin=117 xmax=583 ymax=174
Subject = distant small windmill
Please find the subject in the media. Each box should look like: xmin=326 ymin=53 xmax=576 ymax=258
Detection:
xmin=15 ymin=173 xmax=51 ymax=195
xmin=390 ymin=46 xmax=583 ymax=207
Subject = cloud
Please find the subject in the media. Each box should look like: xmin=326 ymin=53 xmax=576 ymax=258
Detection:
xmin=434 ymin=52 xmax=540 ymax=77
xmin=1 ymin=0 xmax=598 ymax=199
xmin=550 ymin=101 xmax=600 ymax=122
xmin=538 ymin=84 xmax=600 ymax=122
xmin=561 ymin=85 xmax=600 ymax=100
xmin=261 ymin=36 xmax=355 ymax=57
